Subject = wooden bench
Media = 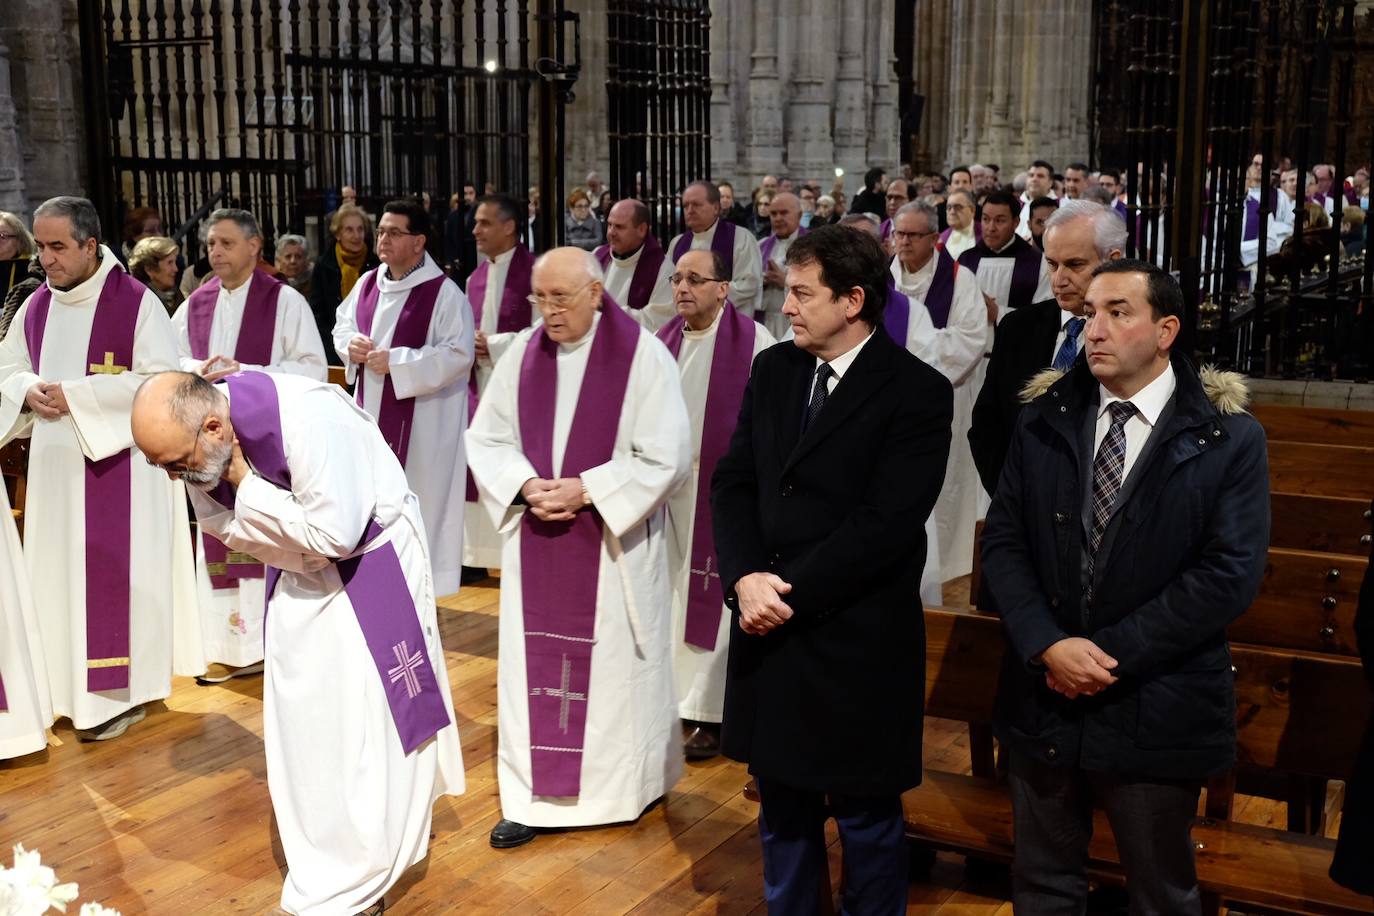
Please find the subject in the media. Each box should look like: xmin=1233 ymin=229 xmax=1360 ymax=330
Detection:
xmin=1253 ymin=403 xmax=1374 ymax=449
xmin=1229 ymin=547 xmax=1369 ymax=658
xmin=1270 ymin=492 xmax=1373 ymax=557
xmin=327 ymin=365 xmax=349 ymax=389
xmin=1 ymin=438 xmax=26 ymax=537
xmin=907 ymin=605 xmax=1373 ymax=916
xmin=1268 ymin=441 xmax=1374 ymax=501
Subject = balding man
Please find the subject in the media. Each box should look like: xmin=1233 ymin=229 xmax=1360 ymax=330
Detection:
xmin=594 ymin=199 xmax=674 ymax=331
xmin=757 ymin=191 xmax=806 ymax=338
xmin=1017 ymin=160 xmax=1059 ymax=240
xmin=466 ymin=247 xmax=691 ymax=849
xmin=132 ymin=369 xmax=463 ymax=915
xmin=669 ymin=180 xmax=763 ymax=318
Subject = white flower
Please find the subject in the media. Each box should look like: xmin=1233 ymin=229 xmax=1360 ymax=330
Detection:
xmin=78 ymin=905 xmax=122 ymax=916
xmin=0 ymin=845 xmax=79 ymax=915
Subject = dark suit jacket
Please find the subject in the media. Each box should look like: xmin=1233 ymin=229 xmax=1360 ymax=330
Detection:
xmin=1331 ymin=511 xmax=1374 ymax=894
xmin=711 ymin=328 xmax=953 ymax=796
xmin=969 ymin=297 xmax=1063 ymax=497
xmin=982 ymin=354 xmax=1270 ymax=780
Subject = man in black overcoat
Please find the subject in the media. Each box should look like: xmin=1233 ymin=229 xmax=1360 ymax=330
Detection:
xmin=1331 ymin=514 xmax=1374 ymax=897
xmin=711 ymin=223 xmax=953 ymax=915
xmin=982 ymin=259 xmax=1270 ymax=914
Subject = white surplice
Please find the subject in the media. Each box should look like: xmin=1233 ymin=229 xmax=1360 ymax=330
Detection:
xmin=0 ymin=483 xmax=51 ymax=760
xmin=757 ymin=232 xmax=802 ymax=340
xmin=188 ymin=372 xmax=464 ymax=916
xmin=668 ymin=219 xmax=764 ymax=317
xmin=466 ymin=311 xmax=692 ymax=828
xmin=171 ymin=274 xmax=327 ymax=666
xmin=0 ymin=248 xmax=203 ymax=729
xmin=334 ymin=255 xmax=476 ymax=597
xmin=464 ymin=245 xmax=533 ymax=569
xmin=891 ymin=256 xmax=989 ymax=582
xmin=604 ymin=242 xmax=675 ymax=332
xmin=666 ymin=309 xmax=774 ymax=723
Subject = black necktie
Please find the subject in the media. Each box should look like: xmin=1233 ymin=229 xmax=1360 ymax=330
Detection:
xmin=803 ymin=363 xmax=834 ymax=432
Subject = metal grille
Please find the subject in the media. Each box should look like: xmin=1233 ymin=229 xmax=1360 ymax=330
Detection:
xmin=81 ymin=0 xmax=537 ymax=261
xmin=1092 ymin=0 xmax=1373 ymax=380
xmin=606 ymin=0 xmax=711 ymax=244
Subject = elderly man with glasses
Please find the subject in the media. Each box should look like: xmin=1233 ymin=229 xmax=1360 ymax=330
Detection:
xmin=466 ymin=246 xmax=692 ymax=849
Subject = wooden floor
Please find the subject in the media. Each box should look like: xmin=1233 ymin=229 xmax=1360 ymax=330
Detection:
xmin=0 ymin=579 xmax=1310 ymax=915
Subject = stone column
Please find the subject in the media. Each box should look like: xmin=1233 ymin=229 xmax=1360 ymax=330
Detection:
xmin=0 ymin=34 xmax=28 ymax=216
xmin=744 ymin=0 xmax=783 ymax=186
xmin=832 ymin=0 xmax=867 ymax=193
xmin=708 ymin=0 xmax=738 ymax=184
xmin=784 ymin=0 xmax=833 ymax=181
xmin=867 ymin=0 xmax=898 ymax=169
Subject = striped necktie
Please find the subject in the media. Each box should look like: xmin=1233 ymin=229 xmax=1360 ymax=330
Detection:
xmin=1088 ymin=400 xmax=1138 ymax=577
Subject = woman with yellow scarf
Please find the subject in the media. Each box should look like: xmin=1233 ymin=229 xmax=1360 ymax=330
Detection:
xmin=309 ymin=202 xmax=379 ymax=366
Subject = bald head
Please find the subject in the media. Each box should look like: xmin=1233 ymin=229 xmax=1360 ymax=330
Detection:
xmin=132 ymin=371 xmax=235 ymax=489
xmin=768 ymin=192 xmax=802 ymax=239
xmin=531 ymin=246 xmax=605 ymax=343
xmin=606 ymin=198 xmax=651 ymax=255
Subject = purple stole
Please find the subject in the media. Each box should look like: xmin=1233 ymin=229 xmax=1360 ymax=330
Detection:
xmin=594 ymin=236 xmax=665 ymax=311
xmin=1243 ymin=193 xmax=1261 ymax=242
xmin=0 ymin=673 xmax=6 ymax=711
xmin=352 ymin=269 xmax=445 ymax=466
xmin=920 ymin=249 xmax=962 ymax=329
xmin=1114 ymin=200 xmax=1129 ymax=221
xmin=957 ymin=237 xmax=1043 ymax=311
xmin=880 ymin=218 xmax=892 ymax=240
xmin=759 ymin=226 xmax=808 ymax=267
xmin=671 ymin=219 xmax=737 ymax=277
xmin=516 ymin=296 xmax=640 ymax=796
xmin=656 ymin=304 xmax=755 ymax=651
xmin=24 ymin=268 xmax=143 ymax=692
xmin=214 ymin=371 xmax=451 ymax=754
xmin=186 ymin=269 xmax=283 ymax=591
xmin=883 ymin=282 xmax=911 ymax=344
xmin=464 ymin=247 xmax=535 ymax=501
xmin=938 ymin=222 xmax=982 ymax=248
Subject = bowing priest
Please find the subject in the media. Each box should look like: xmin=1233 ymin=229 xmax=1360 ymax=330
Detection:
xmin=334 ymin=198 xmax=475 ymax=597
xmin=659 ymin=249 xmax=775 ymax=761
xmin=0 ymin=482 xmax=51 ymax=760
xmin=466 ymin=247 xmax=691 ymax=850
xmin=889 ymin=202 xmax=986 ymax=583
xmin=757 ymin=192 xmax=806 ymax=339
xmin=595 ymin=199 xmax=673 ymax=331
xmin=0 ymin=195 xmax=199 ymax=742
xmin=669 ymin=180 xmax=763 ymax=319
xmin=132 ymin=369 xmax=464 ymax=916
xmin=463 ymin=193 xmax=537 ymax=577
xmin=172 ymin=207 xmax=328 ymax=681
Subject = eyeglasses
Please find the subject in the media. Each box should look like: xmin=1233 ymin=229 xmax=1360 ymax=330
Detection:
xmin=374 ymin=228 xmax=417 ymax=241
xmin=527 ymin=279 xmax=596 ymax=313
xmin=669 ymin=272 xmax=724 ymax=287
xmin=146 ymin=427 xmax=203 ymax=474
xmin=893 ymin=230 xmax=936 ymax=241
xmin=946 ymin=203 xmax=970 ymax=213
xmin=0 ymin=233 xmax=16 ymax=242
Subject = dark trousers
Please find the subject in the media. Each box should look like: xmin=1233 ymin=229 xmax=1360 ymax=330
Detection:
xmin=1007 ymin=751 xmax=1203 ymax=916
xmin=755 ymin=776 xmax=907 ymax=916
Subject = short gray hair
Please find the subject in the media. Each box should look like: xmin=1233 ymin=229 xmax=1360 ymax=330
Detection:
xmin=533 ymin=247 xmax=604 ymax=286
xmin=895 ymin=201 xmax=939 ymax=232
xmin=208 ymin=207 xmax=261 ymax=240
xmin=276 ymin=233 xmax=308 ymax=253
xmin=34 ymin=196 xmax=102 ymax=246
xmin=948 ymin=189 xmax=977 ymax=209
xmin=838 ymin=212 xmax=880 ymax=230
xmin=1044 ymin=199 xmax=1128 ymax=258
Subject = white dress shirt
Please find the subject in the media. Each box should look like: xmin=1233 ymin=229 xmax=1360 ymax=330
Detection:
xmin=1092 ymin=360 xmax=1177 ymax=482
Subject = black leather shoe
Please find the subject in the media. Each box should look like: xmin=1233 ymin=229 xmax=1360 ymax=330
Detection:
xmin=683 ymin=721 xmax=721 ymax=760
xmin=461 ymin=566 xmax=489 ymax=585
xmin=489 ymin=818 xmax=537 ymax=848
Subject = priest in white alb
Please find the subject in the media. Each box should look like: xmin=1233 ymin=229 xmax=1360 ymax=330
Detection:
xmin=594 ymin=199 xmax=674 ymax=331
xmin=463 ymin=193 xmax=537 ymax=576
xmin=334 ymin=198 xmax=474 ymax=597
xmin=669 ymin=180 xmax=763 ymax=318
xmin=0 ymin=481 xmax=51 ymax=761
xmin=658 ymin=249 xmax=773 ymax=761
xmin=171 ymin=207 xmax=327 ymax=681
xmin=889 ymin=201 xmax=987 ymax=582
xmin=0 ymin=195 xmax=200 ymax=742
xmin=756 ymin=192 xmax=806 ymax=339
xmin=132 ymin=369 xmax=464 ymax=916
xmin=466 ymin=246 xmax=691 ymax=849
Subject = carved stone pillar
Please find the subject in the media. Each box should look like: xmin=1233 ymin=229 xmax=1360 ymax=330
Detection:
xmin=784 ymin=0 xmax=833 ymax=181
xmin=832 ymin=0 xmax=867 ymax=191
xmin=0 ymin=35 xmax=28 ymax=215
xmin=744 ymin=0 xmax=783 ymax=185
xmin=867 ymin=0 xmax=898 ymax=169
xmin=708 ymin=0 xmax=738 ymax=184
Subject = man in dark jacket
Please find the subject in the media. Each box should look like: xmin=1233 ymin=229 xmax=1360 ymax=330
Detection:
xmin=1331 ymin=516 xmax=1374 ymax=897
xmin=711 ymin=223 xmax=953 ymax=915
xmin=982 ymin=259 xmax=1269 ymax=915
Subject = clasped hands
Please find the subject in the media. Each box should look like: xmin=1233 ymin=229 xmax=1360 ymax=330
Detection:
xmin=197 ymin=354 xmax=241 ymax=382
xmin=1038 ymin=637 xmax=1119 ymax=699
xmin=24 ymin=381 xmax=69 ymax=419
xmin=735 ymin=572 xmax=794 ymax=636
xmin=347 ymin=335 xmax=392 ymax=375
xmin=520 ymin=476 xmax=587 ymax=522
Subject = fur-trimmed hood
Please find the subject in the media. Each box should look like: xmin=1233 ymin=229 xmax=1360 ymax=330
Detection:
xmin=1018 ymin=363 xmax=1251 ymax=415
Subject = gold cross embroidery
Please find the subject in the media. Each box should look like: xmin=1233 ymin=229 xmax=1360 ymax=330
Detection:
xmin=88 ymin=352 xmax=127 ymax=375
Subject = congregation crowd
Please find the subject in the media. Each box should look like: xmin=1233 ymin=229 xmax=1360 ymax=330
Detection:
xmin=0 ymin=150 xmax=1370 ymax=916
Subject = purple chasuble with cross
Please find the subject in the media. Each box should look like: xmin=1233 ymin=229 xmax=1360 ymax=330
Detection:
xmin=656 ymin=303 xmax=755 ymax=650
xmin=464 ymin=247 xmax=535 ymax=501
xmin=517 ymin=295 xmax=640 ymax=797
xmin=212 ymin=370 xmax=451 ymax=755
xmin=594 ymin=235 xmax=665 ymax=311
xmin=186 ymin=269 xmax=284 ymax=591
xmin=957 ymin=236 xmax=1043 ymax=312
xmin=24 ymin=267 xmax=143 ymax=692
xmin=672 ymin=219 xmax=738 ymax=277
xmin=352 ymin=269 xmax=445 ymax=466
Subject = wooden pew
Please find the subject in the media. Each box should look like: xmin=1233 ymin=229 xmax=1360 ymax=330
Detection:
xmin=907 ymin=605 xmax=1373 ymax=916
xmin=1253 ymin=403 xmax=1374 ymax=449
xmin=327 ymin=365 xmax=348 ymax=389
xmin=1 ymin=439 xmax=26 ymax=537
xmin=1229 ymin=547 xmax=1370 ymax=657
xmin=1270 ymin=492 xmax=1373 ymax=557
xmin=1268 ymin=441 xmax=1374 ymax=501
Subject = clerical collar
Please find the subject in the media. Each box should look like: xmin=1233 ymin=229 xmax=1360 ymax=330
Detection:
xmin=612 ymin=243 xmax=643 ymax=263
xmin=992 ymin=236 xmax=1019 ymax=254
xmin=385 ymin=259 xmax=425 ymax=282
xmin=486 ymin=246 xmax=516 ymax=267
xmin=683 ymin=306 xmax=724 ymax=338
xmin=693 ymin=220 xmax=719 ymax=239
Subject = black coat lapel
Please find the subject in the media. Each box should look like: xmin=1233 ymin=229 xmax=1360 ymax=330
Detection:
xmin=773 ymin=344 xmax=812 ymax=466
xmin=783 ymin=330 xmax=897 ymax=474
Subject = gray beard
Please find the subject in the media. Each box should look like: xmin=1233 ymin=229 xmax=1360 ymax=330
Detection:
xmin=181 ymin=437 xmax=234 ymax=490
